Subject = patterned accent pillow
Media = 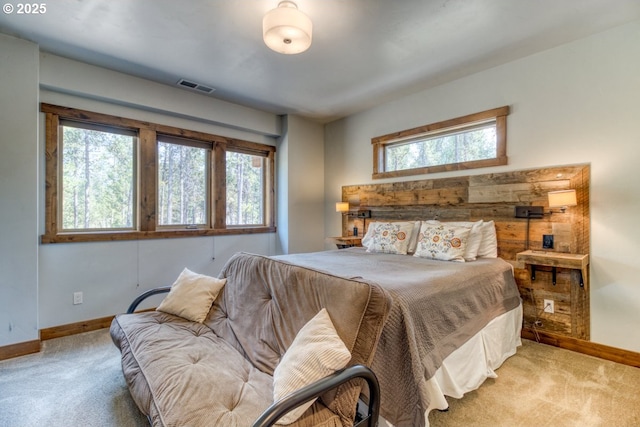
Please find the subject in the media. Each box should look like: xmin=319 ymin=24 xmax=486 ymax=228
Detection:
xmin=413 ymin=222 xmax=471 ymax=262
xmin=365 ymin=221 xmax=416 ymax=254
xmin=424 ymin=220 xmax=483 ymax=261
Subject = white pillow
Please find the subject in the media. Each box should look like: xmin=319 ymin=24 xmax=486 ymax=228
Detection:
xmin=413 ymin=222 xmax=471 ymax=262
xmin=477 ymin=220 xmax=498 ymax=258
xmin=156 ymin=268 xmax=226 ymax=323
xmin=430 ymin=220 xmax=483 ymax=261
xmin=363 ymin=221 xmax=416 ymax=254
xmin=273 ymin=308 xmax=351 ymax=425
xmin=407 ymin=221 xmax=421 ymax=254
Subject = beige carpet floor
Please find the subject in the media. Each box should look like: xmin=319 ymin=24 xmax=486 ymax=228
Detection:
xmin=429 ymin=339 xmax=640 ymax=427
xmin=0 ymin=329 xmax=147 ymax=427
xmin=1 ymin=329 xmax=639 ymax=427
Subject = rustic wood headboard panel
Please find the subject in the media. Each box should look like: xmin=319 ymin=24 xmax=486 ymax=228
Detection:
xmin=341 ymin=163 xmax=590 ymax=339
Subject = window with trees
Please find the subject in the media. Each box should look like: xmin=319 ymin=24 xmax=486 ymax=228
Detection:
xmin=42 ymin=104 xmax=275 ymax=243
xmin=157 ymin=136 xmax=209 ymax=228
xmin=226 ymin=151 xmax=265 ymax=226
xmin=60 ymin=121 xmax=136 ymax=231
xmin=371 ymin=106 xmax=509 ymax=179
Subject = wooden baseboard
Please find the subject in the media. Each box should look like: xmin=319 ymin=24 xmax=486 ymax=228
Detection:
xmin=522 ymin=328 xmax=640 ymax=368
xmin=1 ymin=310 xmax=159 ymax=360
xmin=0 ymin=339 xmax=41 ymax=361
xmin=40 ymin=315 xmax=115 ymax=341
xmin=39 ymin=308 xmax=154 ymax=341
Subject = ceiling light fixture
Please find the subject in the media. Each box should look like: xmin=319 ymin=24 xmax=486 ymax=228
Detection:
xmin=263 ymin=1 xmax=312 ymax=54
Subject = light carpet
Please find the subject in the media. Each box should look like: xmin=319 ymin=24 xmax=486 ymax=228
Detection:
xmin=1 ymin=329 xmax=639 ymax=427
xmin=429 ymin=339 xmax=640 ymax=426
xmin=0 ymin=329 xmax=147 ymax=427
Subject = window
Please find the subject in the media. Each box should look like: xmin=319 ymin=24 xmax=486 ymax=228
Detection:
xmin=372 ymin=106 xmax=509 ymax=179
xmin=60 ymin=121 xmax=136 ymax=231
xmin=226 ymin=151 xmax=264 ymax=226
xmin=157 ymin=137 xmax=209 ymax=227
xmin=42 ymin=104 xmax=276 ymax=243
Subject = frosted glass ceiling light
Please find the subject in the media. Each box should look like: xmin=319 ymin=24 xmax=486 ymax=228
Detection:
xmin=263 ymin=1 xmax=312 ymax=54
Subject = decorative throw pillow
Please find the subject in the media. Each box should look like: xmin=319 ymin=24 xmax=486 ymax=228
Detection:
xmin=156 ymin=268 xmax=226 ymax=323
xmin=427 ymin=220 xmax=483 ymax=261
xmin=477 ymin=220 xmax=498 ymax=258
xmin=361 ymin=221 xmax=379 ymax=248
xmin=273 ymin=308 xmax=351 ymax=425
xmin=413 ymin=222 xmax=471 ymax=262
xmin=364 ymin=221 xmax=416 ymax=254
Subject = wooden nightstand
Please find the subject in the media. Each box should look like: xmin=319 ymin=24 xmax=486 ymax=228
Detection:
xmin=516 ymin=249 xmax=590 ymax=339
xmin=326 ymin=236 xmax=362 ymax=249
xmin=516 ymin=250 xmax=589 ymax=287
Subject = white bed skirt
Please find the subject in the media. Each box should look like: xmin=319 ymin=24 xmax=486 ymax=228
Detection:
xmin=379 ymin=303 xmax=523 ymax=427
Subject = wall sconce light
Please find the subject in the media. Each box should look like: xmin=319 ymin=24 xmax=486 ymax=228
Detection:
xmin=336 ymin=202 xmax=371 ymax=237
xmin=514 ymin=189 xmax=577 ymax=250
xmin=547 ymin=190 xmax=577 ymax=213
xmin=263 ymin=1 xmax=313 ymax=54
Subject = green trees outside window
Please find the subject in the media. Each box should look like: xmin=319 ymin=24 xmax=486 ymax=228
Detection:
xmin=157 ymin=141 xmax=208 ymax=227
xmin=226 ymin=152 xmax=264 ymax=226
xmin=61 ymin=124 xmax=136 ymax=231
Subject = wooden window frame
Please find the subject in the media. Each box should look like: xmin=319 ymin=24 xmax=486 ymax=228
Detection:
xmin=41 ymin=103 xmax=276 ymax=243
xmin=371 ymin=106 xmax=509 ymax=179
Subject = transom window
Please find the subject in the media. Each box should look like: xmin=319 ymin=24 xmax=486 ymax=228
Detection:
xmin=42 ymin=104 xmax=275 ymax=243
xmin=372 ymin=106 xmax=509 ymax=179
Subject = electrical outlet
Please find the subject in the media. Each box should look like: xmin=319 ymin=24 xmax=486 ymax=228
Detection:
xmin=73 ymin=292 xmax=83 ymax=305
xmin=543 ymin=299 xmax=554 ymax=314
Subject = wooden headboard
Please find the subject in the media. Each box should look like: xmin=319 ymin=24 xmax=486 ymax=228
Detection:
xmin=341 ymin=163 xmax=590 ymax=339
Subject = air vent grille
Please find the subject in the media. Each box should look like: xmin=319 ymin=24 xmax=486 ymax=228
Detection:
xmin=177 ymin=79 xmax=215 ymax=94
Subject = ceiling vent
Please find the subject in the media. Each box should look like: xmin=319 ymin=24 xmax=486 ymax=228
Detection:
xmin=177 ymin=78 xmax=215 ymax=94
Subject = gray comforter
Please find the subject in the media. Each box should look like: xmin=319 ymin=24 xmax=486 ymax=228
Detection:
xmin=274 ymin=248 xmax=522 ymax=426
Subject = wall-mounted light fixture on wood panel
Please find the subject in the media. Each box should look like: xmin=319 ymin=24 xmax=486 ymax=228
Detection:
xmin=515 ymin=189 xmax=578 ymax=251
xmin=336 ymin=202 xmax=371 ymax=237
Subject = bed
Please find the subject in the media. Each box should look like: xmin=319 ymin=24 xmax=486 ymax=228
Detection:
xmin=273 ymin=220 xmax=522 ymax=427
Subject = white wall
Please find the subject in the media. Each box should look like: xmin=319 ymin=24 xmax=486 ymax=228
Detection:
xmin=38 ymin=234 xmax=278 ymax=326
xmin=324 ymin=20 xmax=640 ymax=352
xmin=285 ymin=116 xmax=326 ymax=254
xmin=276 ymin=118 xmax=290 ymax=255
xmin=0 ymin=34 xmax=39 ymax=346
xmin=39 ymin=53 xmax=281 ymax=138
xmin=276 ymin=115 xmax=326 ymax=254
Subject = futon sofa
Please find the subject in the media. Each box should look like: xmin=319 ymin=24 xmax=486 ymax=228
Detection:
xmin=110 ymin=252 xmax=391 ymax=427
